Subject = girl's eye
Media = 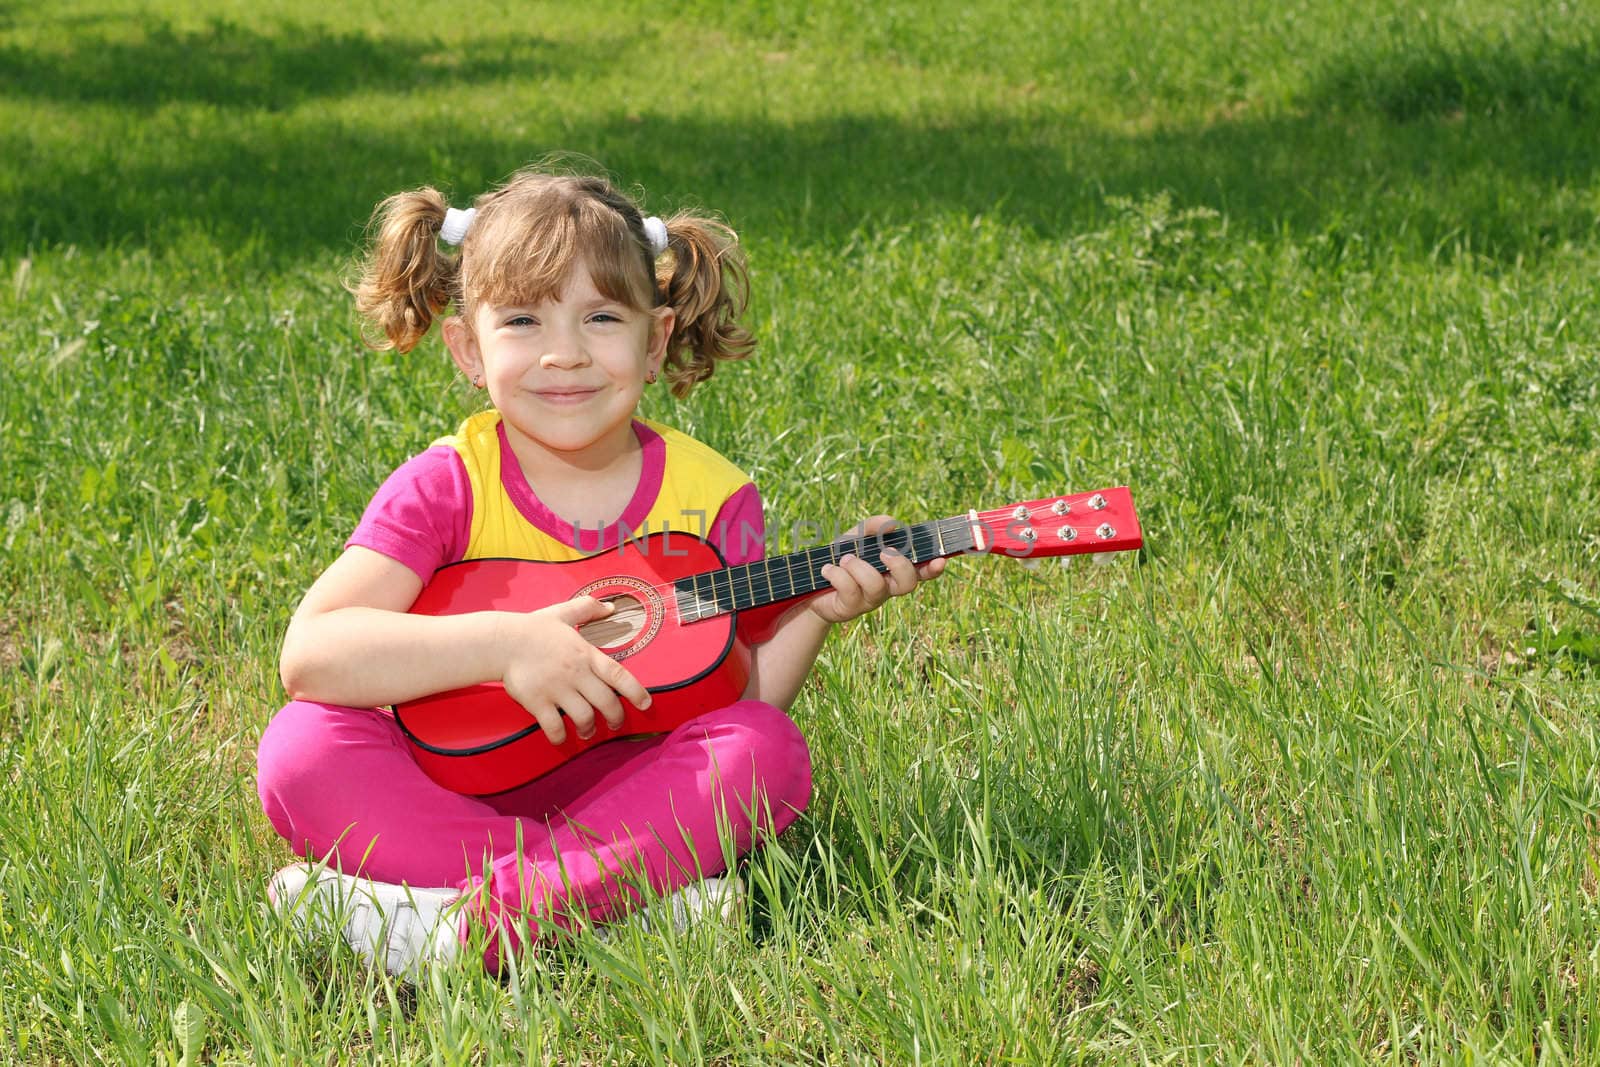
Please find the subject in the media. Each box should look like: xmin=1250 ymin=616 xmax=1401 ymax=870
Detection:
xmin=588 ymin=312 xmax=621 ymax=324
xmin=505 ymin=316 xmax=536 ymax=327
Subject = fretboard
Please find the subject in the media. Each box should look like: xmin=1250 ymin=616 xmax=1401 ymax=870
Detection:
xmin=674 ymin=516 xmax=977 ymax=623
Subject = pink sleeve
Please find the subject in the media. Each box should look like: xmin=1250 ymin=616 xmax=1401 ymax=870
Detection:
xmin=718 ymin=483 xmax=791 ymax=645
xmin=345 ymin=446 xmax=473 ymax=582
xmin=710 ymin=482 xmax=765 ymax=564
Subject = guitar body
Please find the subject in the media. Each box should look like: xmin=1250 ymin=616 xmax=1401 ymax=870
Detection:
xmin=394 ymin=532 xmax=751 ymax=796
xmin=394 ymin=486 xmax=1143 ymax=796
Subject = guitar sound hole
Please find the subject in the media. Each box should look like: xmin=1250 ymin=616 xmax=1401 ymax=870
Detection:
xmin=578 ymin=594 xmax=649 ymax=650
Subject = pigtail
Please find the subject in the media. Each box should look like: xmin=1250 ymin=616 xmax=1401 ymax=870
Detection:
xmin=352 ymin=187 xmax=462 ymax=352
xmin=656 ymin=216 xmax=756 ymax=397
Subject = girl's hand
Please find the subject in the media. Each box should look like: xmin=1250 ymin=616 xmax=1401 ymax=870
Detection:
xmin=808 ymin=515 xmax=946 ymax=625
xmin=499 ymin=597 xmax=652 ymax=746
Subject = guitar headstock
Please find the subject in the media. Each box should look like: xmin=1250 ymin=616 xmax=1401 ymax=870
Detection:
xmin=973 ymin=486 xmax=1143 ymax=559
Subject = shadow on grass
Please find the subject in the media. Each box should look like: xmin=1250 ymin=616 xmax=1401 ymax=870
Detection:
xmin=0 ymin=16 xmax=605 ymax=111
xmin=1 ymin=23 xmax=1596 ymax=263
xmin=1313 ymin=30 xmax=1599 ymax=122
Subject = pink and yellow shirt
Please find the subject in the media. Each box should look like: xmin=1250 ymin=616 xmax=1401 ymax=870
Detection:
xmin=348 ymin=410 xmax=766 ymax=581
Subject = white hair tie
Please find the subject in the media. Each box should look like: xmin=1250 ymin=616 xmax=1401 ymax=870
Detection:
xmin=440 ymin=207 xmax=476 ymax=246
xmin=642 ymin=216 xmax=669 ymax=257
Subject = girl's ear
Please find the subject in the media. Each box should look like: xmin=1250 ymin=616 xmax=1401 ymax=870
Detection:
xmin=442 ymin=316 xmax=483 ymax=384
xmin=646 ymin=306 xmax=675 ymax=379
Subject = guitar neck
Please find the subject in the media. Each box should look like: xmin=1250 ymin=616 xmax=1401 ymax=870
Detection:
xmin=675 ymin=516 xmax=975 ymax=623
xmin=673 ymin=486 xmax=1142 ymax=624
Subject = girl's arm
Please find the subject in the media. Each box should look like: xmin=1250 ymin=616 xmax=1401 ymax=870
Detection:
xmin=279 ymin=546 xmax=649 ymax=744
xmin=742 ymin=516 xmax=945 ymax=710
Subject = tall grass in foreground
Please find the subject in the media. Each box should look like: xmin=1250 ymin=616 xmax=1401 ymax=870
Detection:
xmin=2 ymin=0 xmax=1599 ymax=1062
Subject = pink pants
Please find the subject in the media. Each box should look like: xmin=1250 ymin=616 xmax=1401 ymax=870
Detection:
xmin=256 ymin=699 xmax=811 ymax=967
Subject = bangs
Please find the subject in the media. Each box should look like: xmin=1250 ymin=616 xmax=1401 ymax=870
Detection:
xmin=461 ymin=186 xmax=657 ymax=312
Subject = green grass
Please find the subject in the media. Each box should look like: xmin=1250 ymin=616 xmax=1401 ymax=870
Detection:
xmin=2 ymin=0 xmax=1599 ymax=1061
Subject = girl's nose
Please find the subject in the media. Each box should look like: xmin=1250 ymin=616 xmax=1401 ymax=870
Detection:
xmin=539 ymin=332 xmax=590 ymax=369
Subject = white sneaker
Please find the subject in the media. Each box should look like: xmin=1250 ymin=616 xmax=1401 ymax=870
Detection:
xmin=619 ymin=873 xmax=745 ymax=936
xmin=269 ymin=864 xmax=462 ymax=979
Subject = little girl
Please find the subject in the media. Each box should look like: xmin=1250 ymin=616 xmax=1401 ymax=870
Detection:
xmin=257 ymin=165 xmax=943 ymax=976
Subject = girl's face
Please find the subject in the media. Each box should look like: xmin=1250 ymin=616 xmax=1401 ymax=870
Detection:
xmin=444 ymin=262 xmax=674 ymax=466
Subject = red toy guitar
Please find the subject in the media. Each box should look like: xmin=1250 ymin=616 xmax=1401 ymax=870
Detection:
xmin=395 ymin=487 xmax=1142 ymax=795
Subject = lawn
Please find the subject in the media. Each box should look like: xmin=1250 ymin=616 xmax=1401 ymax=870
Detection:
xmin=1 ymin=0 xmax=1598 ymax=1062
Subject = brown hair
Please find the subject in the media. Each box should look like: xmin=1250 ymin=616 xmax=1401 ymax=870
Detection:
xmin=352 ymin=166 xmax=754 ymax=396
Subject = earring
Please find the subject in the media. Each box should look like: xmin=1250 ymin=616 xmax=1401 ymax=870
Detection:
xmin=646 ymin=371 xmax=658 ymax=385
xmin=472 ymin=374 xmax=483 ymax=387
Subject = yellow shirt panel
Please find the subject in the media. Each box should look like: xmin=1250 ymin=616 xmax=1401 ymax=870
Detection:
xmin=433 ymin=410 xmax=752 ymax=562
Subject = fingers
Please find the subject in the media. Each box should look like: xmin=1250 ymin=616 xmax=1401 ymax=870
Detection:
xmin=504 ymin=600 xmax=653 ymax=743
xmin=535 ymin=658 xmax=647 ymax=741
xmin=532 ymin=679 xmax=615 ymax=743
xmin=879 ymin=545 xmax=919 ymax=596
xmin=562 ymin=687 xmax=606 ymax=741
xmin=819 ymin=552 xmax=890 ymax=620
xmin=572 ymin=674 xmax=622 ymax=735
xmin=575 ymin=654 xmax=651 ymax=732
xmin=528 ymin=699 xmax=572 ymax=747
xmin=549 ymin=595 xmax=614 ymax=626
xmin=507 ymin=665 xmax=620 ymax=745
xmin=814 ymin=515 xmax=946 ymax=623
xmin=594 ymin=655 xmax=651 ymax=717
xmin=530 ymin=676 xmax=638 ymax=744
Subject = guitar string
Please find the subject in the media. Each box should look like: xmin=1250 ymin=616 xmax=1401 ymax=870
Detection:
xmin=553 ymin=502 xmax=1130 ymax=623
xmin=712 ymin=501 xmax=1135 ymax=617
xmin=720 ymin=506 xmax=1130 ymax=608
xmin=601 ymin=507 xmax=1130 ymax=617
xmin=711 ymin=521 xmax=948 ymax=617
xmin=582 ymin=523 xmax=951 ymax=605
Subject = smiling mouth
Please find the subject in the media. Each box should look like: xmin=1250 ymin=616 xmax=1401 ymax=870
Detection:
xmin=534 ymin=388 xmax=600 ymax=403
